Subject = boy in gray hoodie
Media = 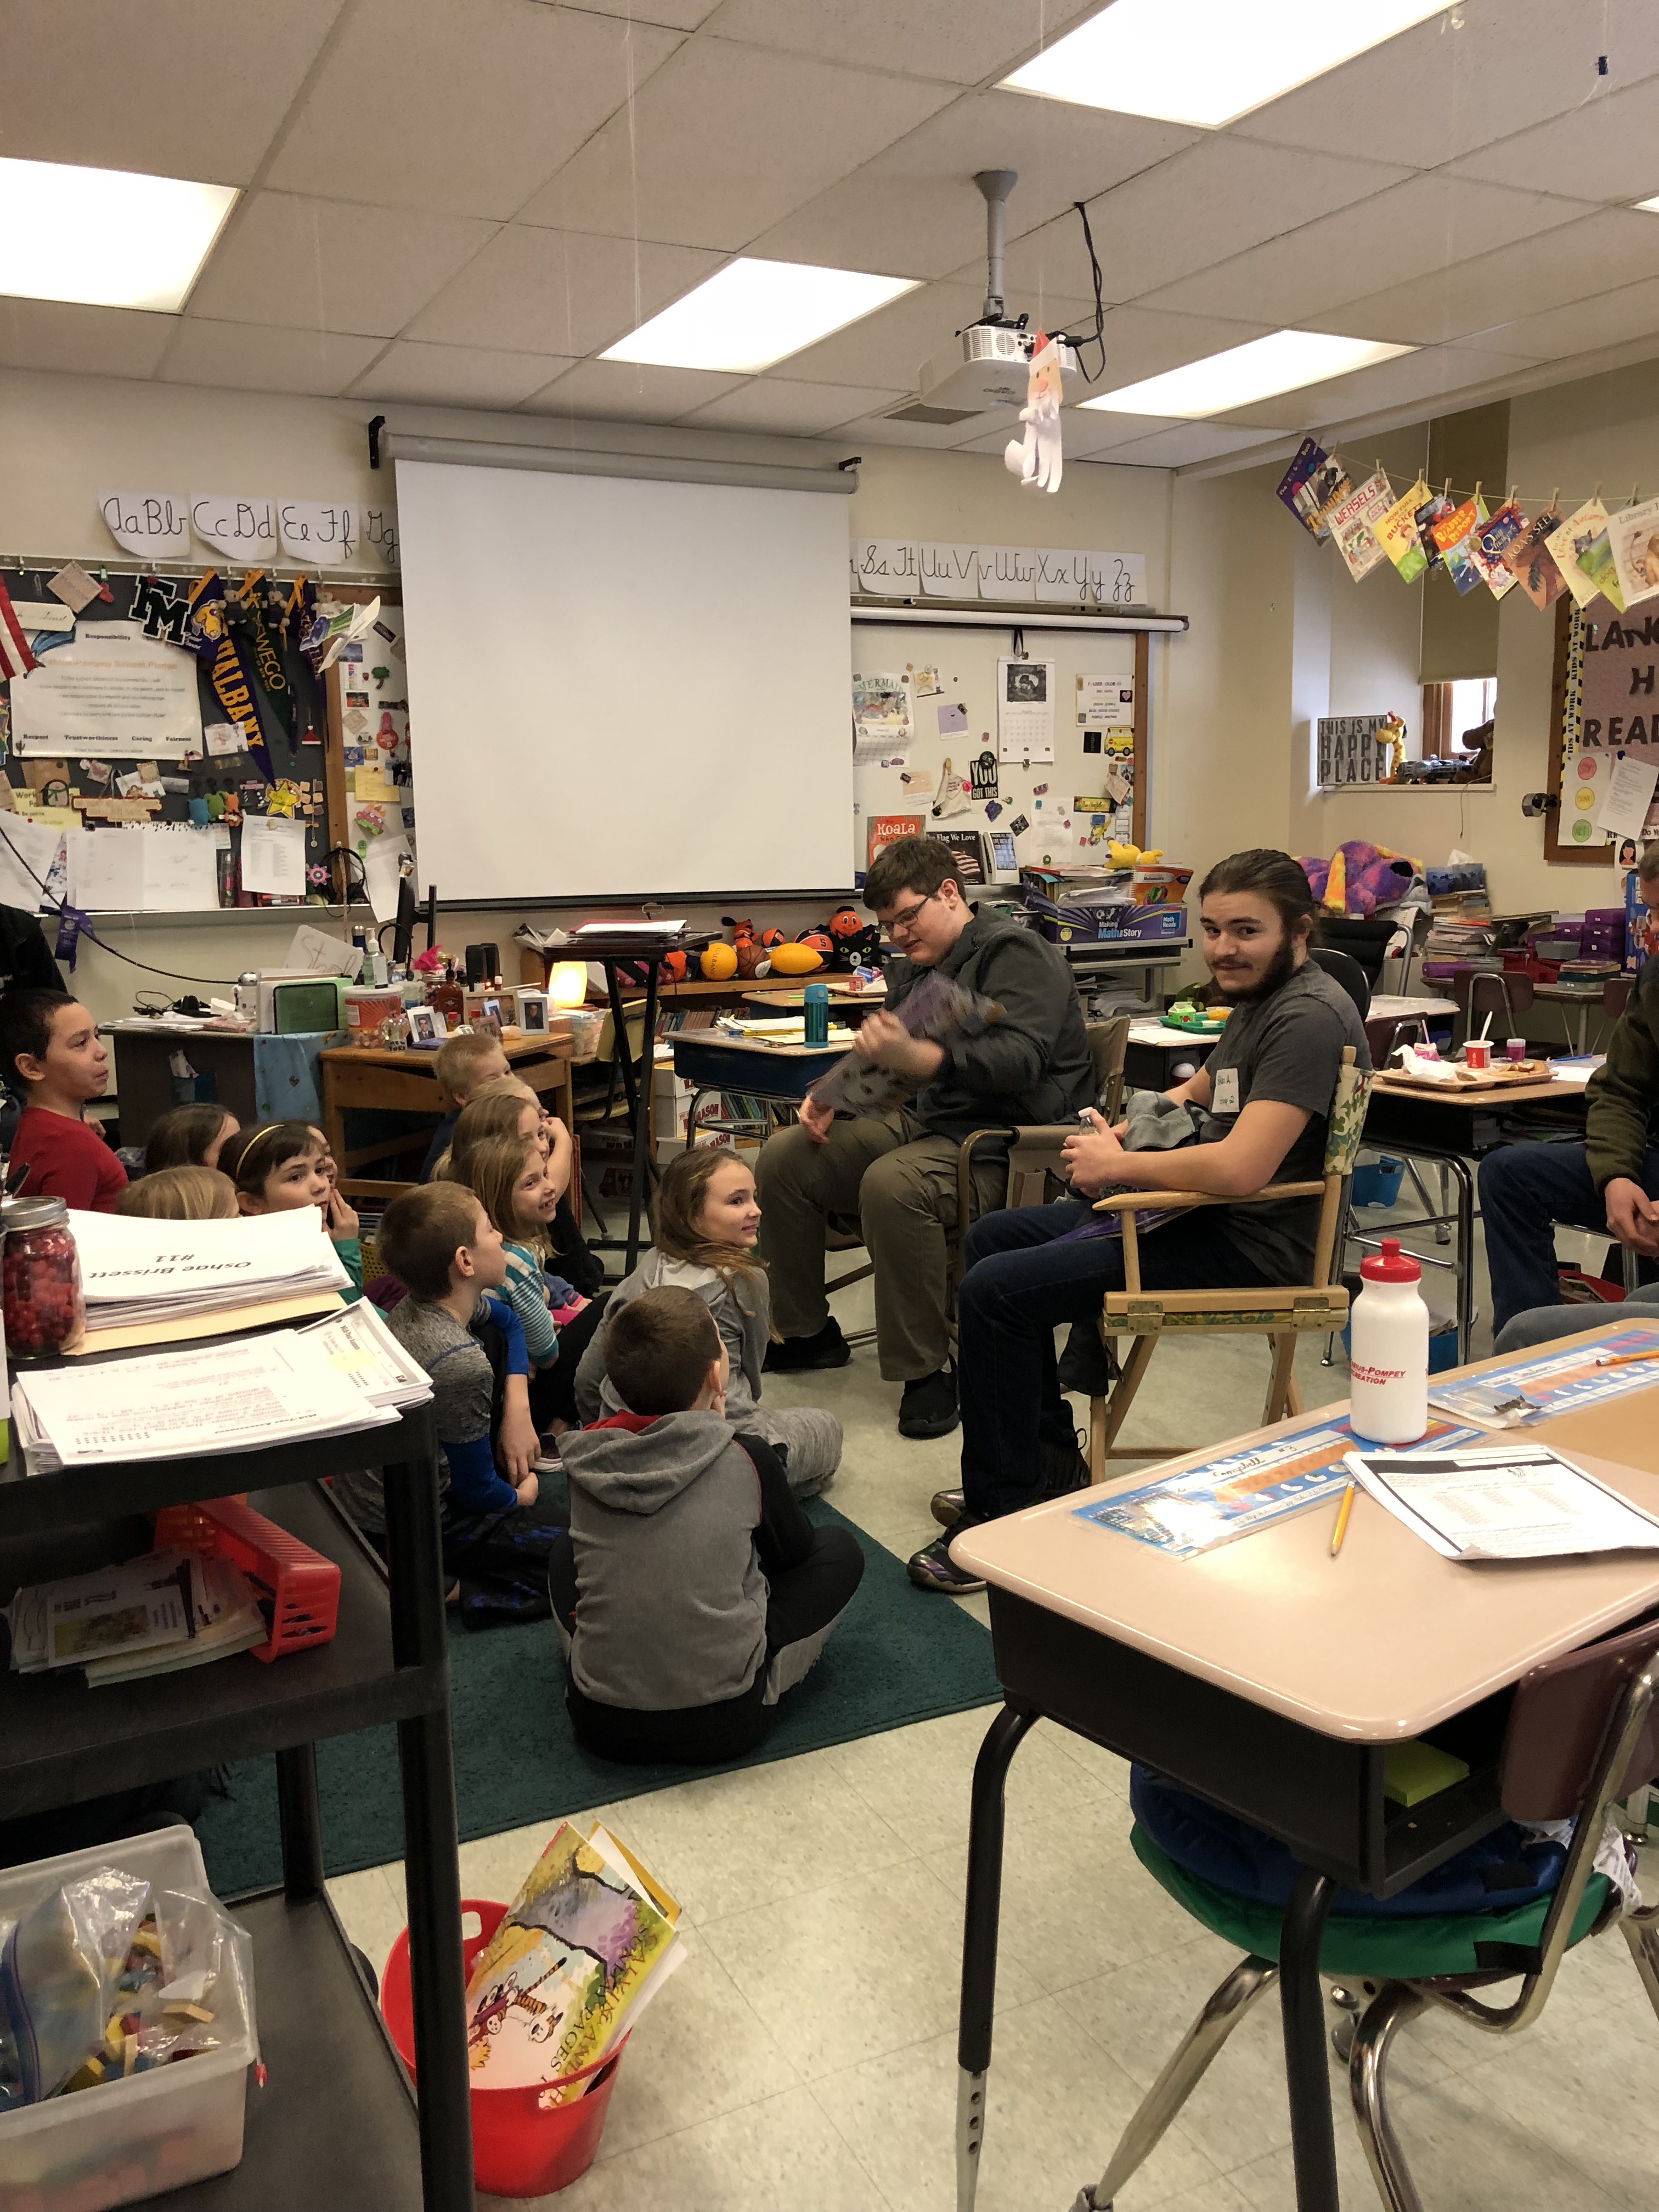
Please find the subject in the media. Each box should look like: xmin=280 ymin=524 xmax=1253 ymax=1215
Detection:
xmin=551 ymin=1286 xmax=864 ymax=1764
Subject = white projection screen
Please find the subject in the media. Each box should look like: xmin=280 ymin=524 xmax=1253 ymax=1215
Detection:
xmin=396 ymin=459 xmax=854 ymax=904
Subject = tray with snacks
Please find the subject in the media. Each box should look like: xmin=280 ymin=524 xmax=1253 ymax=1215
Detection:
xmin=1375 ymin=1057 xmax=1554 ymax=1096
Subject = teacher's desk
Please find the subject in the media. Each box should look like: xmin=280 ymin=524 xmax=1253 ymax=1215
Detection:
xmin=320 ymin=1030 xmax=575 ymax=1200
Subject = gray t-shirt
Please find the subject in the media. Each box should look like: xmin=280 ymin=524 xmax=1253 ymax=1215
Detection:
xmin=1197 ymin=960 xmax=1370 ymax=1282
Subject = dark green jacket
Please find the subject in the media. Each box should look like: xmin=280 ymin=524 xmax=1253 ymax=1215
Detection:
xmin=885 ymin=912 xmax=1093 ymax=1142
xmin=1585 ymin=957 xmax=1659 ymax=1189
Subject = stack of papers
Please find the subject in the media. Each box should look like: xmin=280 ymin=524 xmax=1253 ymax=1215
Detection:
xmin=7 ymin=1549 xmax=267 ymax=1686
xmin=1344 ymin=1443 xmax=1659 ymax=1562
xmin=70 ymin=1207 xmax=351 ymax=1332
xmin=13 ymin=1313 xmax=430 ymax=1474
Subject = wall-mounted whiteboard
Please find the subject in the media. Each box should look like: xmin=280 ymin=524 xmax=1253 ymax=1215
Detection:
xmin=396 ymin=460 xmax=853 ymax=904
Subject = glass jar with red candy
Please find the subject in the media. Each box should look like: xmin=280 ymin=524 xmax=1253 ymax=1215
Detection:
xmin=2 ymin=1196 xmax=84 ymax=1358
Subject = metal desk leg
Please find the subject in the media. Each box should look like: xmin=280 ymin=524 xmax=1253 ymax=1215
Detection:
xmin=1280 ymin=1867 xmax=1339 ymax=2212
xmin=957 ymin=1702 xmax=1037 ymax=2210
xmin=1446 ymin=1153 xmax=1475 ymax=1362
xmin=628 ymin=963 xmax=661 ymax=1272
xmin=383 ymin=1452 xmax=474 ymax=2212
xmin=275 ymin=1741 xmax=324 ymax=1901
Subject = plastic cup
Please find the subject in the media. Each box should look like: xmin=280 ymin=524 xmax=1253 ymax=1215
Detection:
xmin=1505 ymin=1036 xmax=1526 ymax=1062
xmin=1465 ymin=1039 xmax=1491 ymax=1071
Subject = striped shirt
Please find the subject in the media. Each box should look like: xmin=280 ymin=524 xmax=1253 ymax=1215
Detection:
xmin=501 ymin=1238 xmax=558 ymax=1363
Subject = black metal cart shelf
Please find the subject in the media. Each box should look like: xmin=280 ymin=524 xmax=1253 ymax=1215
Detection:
xmin=0 ymin=1402 xmax=475 ymax=2211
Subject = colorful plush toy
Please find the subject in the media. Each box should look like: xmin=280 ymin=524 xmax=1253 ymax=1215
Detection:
xmin=660 ymin=949 xmax=690 ymax=983
xmin=1300 ymin=840 xmax=1420 ymax=918
xmin=725 ymin=917 xmax=765 ymax=979
xmin=827 ymin=904 xmax=882 ymax=971
xmin=795 ymin=927 xmax=833 ymax=958
xmin=1107 ymin=839 xmax=1164 ymax=868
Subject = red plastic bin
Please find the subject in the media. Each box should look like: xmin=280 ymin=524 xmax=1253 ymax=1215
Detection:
xmin=380 ymin=1900 xmax=629 ymax=2198
xmin=151 ymin=1495 xmax=341 ymax=1662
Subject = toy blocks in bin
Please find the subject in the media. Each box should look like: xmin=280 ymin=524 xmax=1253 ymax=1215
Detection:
xmin=151 ymin=1497 xmax=340 ymax=1663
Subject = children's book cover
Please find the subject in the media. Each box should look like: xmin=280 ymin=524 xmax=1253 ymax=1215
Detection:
xmin=1546 ymin=499 xmax=1613 ymax=612
xmin=1276 ymin=438 xmax=1350 ymax=541
xmin=1502 ymin=507 xmax=1567 ymax=610
xmin=1375 ymin=479 xmax=1432 ymax=581
xmin=1412 ymin=490 xmax=1455 ymax=569
xmin=1430 ymin=498 xmax=1485 ymax=595
xmin=1607 ymin=494 xmax=1659 ymax=612
xmin=463 ymin=1823 xmax=677 ymax=2092
xmin=1328 ymin=471 xmax=1394 ymax=581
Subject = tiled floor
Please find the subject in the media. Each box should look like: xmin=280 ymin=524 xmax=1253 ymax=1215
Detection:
xmin=328 ymin=1214 xmax=1659 ymax=2209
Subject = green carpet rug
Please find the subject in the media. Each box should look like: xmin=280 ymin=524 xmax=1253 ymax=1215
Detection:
xmin=196 ymin=1500 xmax=1001 ymax=1897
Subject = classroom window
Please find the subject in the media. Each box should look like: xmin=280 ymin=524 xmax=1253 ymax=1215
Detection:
xmin=1422 ymin=678 xmax=1497 ymax=755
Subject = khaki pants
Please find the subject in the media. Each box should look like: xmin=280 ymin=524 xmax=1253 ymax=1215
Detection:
xmin=754 ymin=1108 xmax=1006 ymax=1381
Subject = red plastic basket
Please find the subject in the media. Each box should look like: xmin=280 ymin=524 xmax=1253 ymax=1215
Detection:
xmin=381 ymin=1900 xmax=628 ymax=2198
xmin=151 ymin=1496 xmax=341 ymax=1662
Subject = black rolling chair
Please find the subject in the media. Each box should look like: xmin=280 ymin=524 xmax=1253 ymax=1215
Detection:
xmin=1308 ymin=944 xmax=1371 ymax=1019
xmin=1314 ymin=914 xmax=1403 ymax=991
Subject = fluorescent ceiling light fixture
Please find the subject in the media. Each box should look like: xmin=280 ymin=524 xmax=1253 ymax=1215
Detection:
xmin=601 ymin=257 xmax=918 ymax=374
xmin=1003 ymin=0 xmax=1449 ymax=127
xmin=0 ymin=157 xmax=238 ymax=312
xmin=1081 ymin=330 xmax=1414 ymax=419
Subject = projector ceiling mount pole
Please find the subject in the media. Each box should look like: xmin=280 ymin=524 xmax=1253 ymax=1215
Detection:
xmin=974 ymin=168 xmax=1018 ymax=323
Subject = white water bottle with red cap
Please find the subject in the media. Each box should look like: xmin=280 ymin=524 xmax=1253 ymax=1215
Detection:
xmin=1348 ymin=1237 xmax=1429 ymax=1443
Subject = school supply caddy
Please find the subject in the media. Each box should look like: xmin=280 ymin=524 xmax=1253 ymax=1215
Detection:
xmin=1076 ymin=1414 xmax=1482 ymax=1558
xmin=1343 ymin=1442 xmax=1659 ymax=1561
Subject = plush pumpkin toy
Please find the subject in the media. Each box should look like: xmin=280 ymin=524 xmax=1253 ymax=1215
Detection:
xmin=827 ymin=903 xmax=881 ymax=971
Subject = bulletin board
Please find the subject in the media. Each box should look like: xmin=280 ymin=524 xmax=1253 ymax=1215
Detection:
xmin=0 ymin=569 xmax=416 ymax=917
xmin=1546 ymin=594 xmax=1659 ymax=865
xmin=851 ymin=621 xmax=1148 ymax=880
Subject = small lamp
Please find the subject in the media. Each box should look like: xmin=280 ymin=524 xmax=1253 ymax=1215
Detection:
xmin=548 ymin=961 xmax=588 ymax=1009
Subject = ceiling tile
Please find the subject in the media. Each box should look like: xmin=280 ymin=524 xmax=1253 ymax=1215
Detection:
xmin=1449 ymin=74 xmax=1659 ymax=203
xmin=1215 ymin=342 xmax=1538 ymax=433
xmin=1312 ymin=211 xmax=1659 ymax=349
xmin=185 ymin=194 xmax=498 ymax=338
xmin=701 ymin=0 xmax=1099 ymax=88
xmin=351 ymin=341 xmax=579 ymax=407
xmin=749 ymin=90 xmax=1199 ymax=282
xmin=521 ymin=358 xmax=746 ymax=417
xmin=408 ymin=228 xmax=724 ymax=357
xmin=827 ymin=409 xmax=1005 ymax=448
xmin=0 ymin=298 xmax=176 ymax=377
xmin=973 ymin=140 xmax=1414 ymax=306
xmin=1141 ymin=176 xmax=1592 ymax=328
xmin=559 ymin=0 xmax=723 ymax=25
xmin=952 ymin=407 xmax=1178 ymax=456
xmin=159 ymin=318 xmax=382 ymax=396
xmin=1092 ymin=423 xmax=1274 ymax=466
xmin=1077 ymin=306 xmax=1277 ymax=395
xmin=681 ymin=377 xmax=905 ymax=433
xmin=1235 ymin=0 xmax=1659 ymax=167
xmin=267 ymin=0 xmax=682 ymax=218
xmin=1480 ymin=277 xmax=1659 ymax=367
xmin=518 ymin=41 xmax=953 ymax=250
xmin=779 ymin=277 xmax=985 ymax=387
xmin=0 ymin=0 xmax=343 ymax=183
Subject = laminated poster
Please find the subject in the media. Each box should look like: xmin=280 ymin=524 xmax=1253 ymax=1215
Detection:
xmin=1375 ymin=480 xmax=1432 ymax=582
xmin=1327 ymin=470 xmax=1394 ymax=582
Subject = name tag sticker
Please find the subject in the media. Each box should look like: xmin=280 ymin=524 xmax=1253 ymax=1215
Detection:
xmin=1212 ymin=1066 xmax=1241 ymax=1114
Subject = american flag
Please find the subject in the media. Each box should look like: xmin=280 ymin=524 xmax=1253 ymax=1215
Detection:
xmin=0 ymin=579 xmax=38 ymax=682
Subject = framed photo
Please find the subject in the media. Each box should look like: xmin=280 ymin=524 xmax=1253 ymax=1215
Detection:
xmin=517 ymin=989 xmax=550 ymax=1034
xmin=481 ymin=996 xmax=502 ymax=1024
xmin=409 ymin=1006 xmax=440 ymax=1045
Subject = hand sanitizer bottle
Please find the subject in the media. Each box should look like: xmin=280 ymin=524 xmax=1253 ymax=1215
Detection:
xmin=1348 ymin=1237 xmax=1429 ymax=1443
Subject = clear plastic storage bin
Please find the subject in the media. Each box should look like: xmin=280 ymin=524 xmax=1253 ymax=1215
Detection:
xmin=0 ymin=1824 xmax=256 ymax=2212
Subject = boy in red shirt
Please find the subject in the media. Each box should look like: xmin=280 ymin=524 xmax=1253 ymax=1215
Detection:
xmin=1 ymin=991 xmax=127 ymax=1211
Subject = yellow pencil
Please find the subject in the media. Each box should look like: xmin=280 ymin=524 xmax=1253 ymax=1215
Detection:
xmin=1596 ymin=1351 xmax=1659 ymax=1368
xmin=1330 ymin=1481 xmax=1356 ymax=1558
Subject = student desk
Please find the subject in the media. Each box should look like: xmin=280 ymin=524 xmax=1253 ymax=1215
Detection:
xmin=319 ymin=1032 xmax=575 ymax=1200
xmin=949 ymin=1324 xmax=1659 ymax=2212
xmin=1362 ymin=1067 xmax=1593 ymax=1361
xmin=1123 ymin=1017 xmax=1220 ymax=1090
xmin=667 ymin=1030 xmax=851 ymax=1146
xmin=104 ymin=1020 xmax=336 ymax=1147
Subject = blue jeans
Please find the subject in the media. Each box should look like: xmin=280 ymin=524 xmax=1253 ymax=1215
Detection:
xmin=1477 ymin=1140 xmax=1659 ymax=1339
xmin=957 ymin=1201 xmax=1271 ymax=1525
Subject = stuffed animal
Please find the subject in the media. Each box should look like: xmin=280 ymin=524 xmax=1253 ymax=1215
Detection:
xmin=724 ymin=917 xmax=765 ymax=979
xmin=1300 ymin=840 xmax=1420 ymax=918
xmin=796 ymin=927 xmax=833 ymax=958
xmin=827 ymin=904 xmax=882 ymax=972
xmin=1107 ymin=839 xmax=1164 ymax=868
xmin=660 ymin=950 xmax=690 ymax=984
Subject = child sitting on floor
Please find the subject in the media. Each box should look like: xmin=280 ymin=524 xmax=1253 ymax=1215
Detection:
xmin=460 ymin=1127 xmax=605 ymax=1436
xmin=142 ymin=1102 xmax=240 ymax=1176
xmin=442 ymin=1077 xmax=601 ymax=1322
xmin=334 ymin=1183 xmax=563 ymax=1628
xmin=552 ymin=1286 xmax=864 ymax=1763
xmin=575 ymin=1147 xmax=840 ymax=1497
xmin=219 ymin=1120 xmax=363 ymax=1298
xmin=0 ymin=990 xmax=127 ymax=1211
xmin=116 ymin=1165 xmax=237 ymax=1220
xmin=420 ymin=1031 xmax=511 ymax=1181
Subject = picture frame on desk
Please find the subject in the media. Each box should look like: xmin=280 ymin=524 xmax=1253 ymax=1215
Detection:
xmin=409 ymin=1007 xmax=443 ymax=1047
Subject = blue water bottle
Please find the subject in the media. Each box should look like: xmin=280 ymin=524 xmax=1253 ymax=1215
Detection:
xmin=803 ymin=980 xmax=830 ymax=1046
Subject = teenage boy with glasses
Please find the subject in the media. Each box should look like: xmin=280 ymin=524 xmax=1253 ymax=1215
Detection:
xmin=755 ymin=836 xmax=1093 ymax=1438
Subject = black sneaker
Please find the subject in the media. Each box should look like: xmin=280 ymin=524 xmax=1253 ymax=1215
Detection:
xmin=1056 ymin=1321 xmax=1120 ymax=1397
xmin=764 ymin=1316 xmax=852 ymax=1372
xmin=1039 ymin=1430 xmax=1092 ymax=1498
xmin=930 ymin=1486 xmax=964 ymax=1528
xmin=907 ymin=1532 xmax=986 ymax=1594
xmin=899 ymin=1364 xmax=959 ymax=1439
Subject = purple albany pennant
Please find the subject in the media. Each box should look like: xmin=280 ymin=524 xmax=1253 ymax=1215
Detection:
xmin=187 ymin=571 xmax=274 ymax=783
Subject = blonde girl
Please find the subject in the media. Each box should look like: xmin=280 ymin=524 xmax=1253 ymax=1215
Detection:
xmin=117 ymin=1165 xmax=238 ymax=1220
xmin=575 ymin=1147 xmax=840 ymax=1497
xmin=465 ymin=1131 xmax=561 ymax=1366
